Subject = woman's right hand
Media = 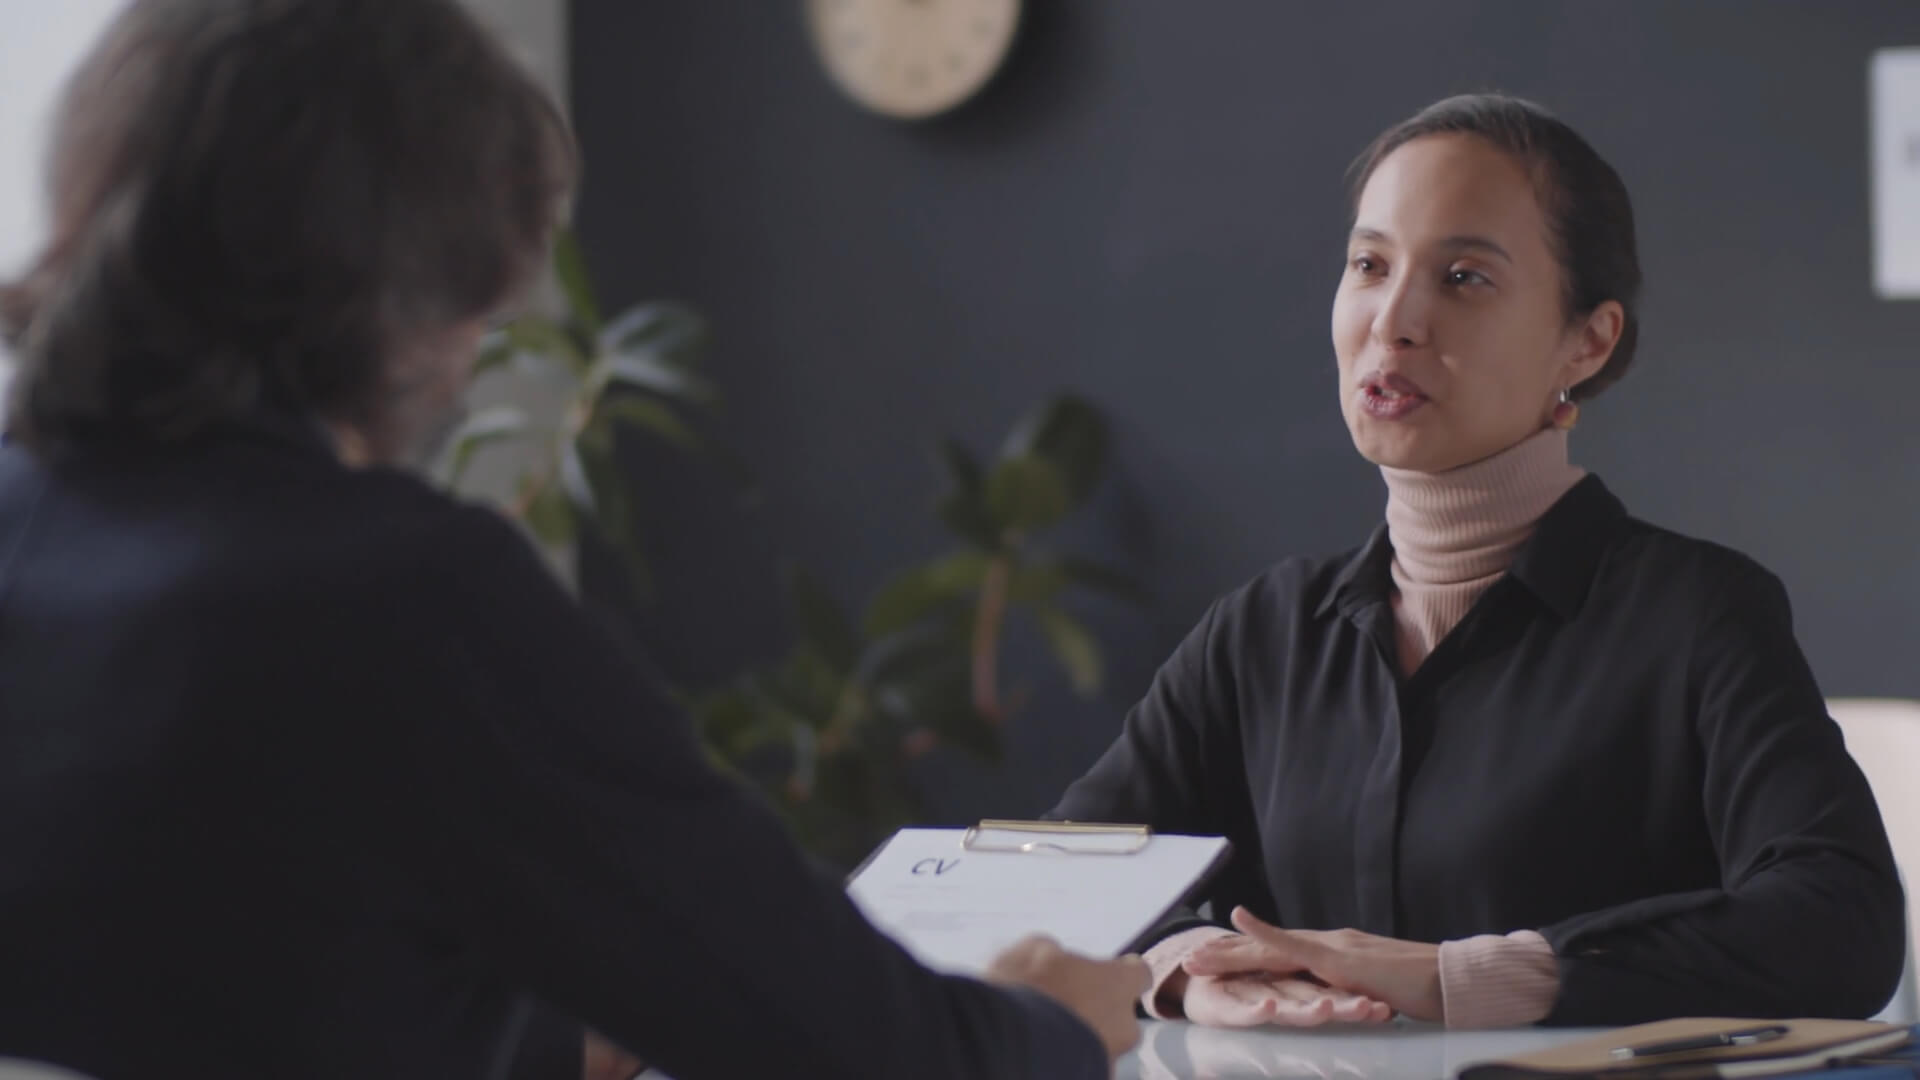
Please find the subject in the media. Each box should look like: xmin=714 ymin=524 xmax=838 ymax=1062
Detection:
xmin=1181 ymin=970 xmax=1393 ymax=1028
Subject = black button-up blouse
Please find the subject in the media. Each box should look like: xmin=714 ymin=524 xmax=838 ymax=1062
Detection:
xmin=1053 ymin=475 xmax=1904 ymax=1025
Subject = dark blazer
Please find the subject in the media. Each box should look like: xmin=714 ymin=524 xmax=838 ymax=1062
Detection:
xmin=1054 ymin=475 xmax=1905 ymax=1024
xmin=0 ymin=415 xmax=1104 ymax=1080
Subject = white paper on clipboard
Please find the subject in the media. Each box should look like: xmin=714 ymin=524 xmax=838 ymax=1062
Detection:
xmin=845 ymin=825 xmax=1231 ymax=976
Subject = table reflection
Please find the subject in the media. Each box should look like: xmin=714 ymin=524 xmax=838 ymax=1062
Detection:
xmin=1122 ymin=1019 xmax=1598 ymax=1080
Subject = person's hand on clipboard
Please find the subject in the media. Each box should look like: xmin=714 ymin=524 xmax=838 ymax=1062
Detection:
xmin=986 ymin=936 xmax=1152 ymax=1069
xmin=846 ymin=820 xmax=1219 ymax=1068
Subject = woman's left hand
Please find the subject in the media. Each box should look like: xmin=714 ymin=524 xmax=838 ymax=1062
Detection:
xmin=1182 ymin=907 xmax=1446 ymax=1023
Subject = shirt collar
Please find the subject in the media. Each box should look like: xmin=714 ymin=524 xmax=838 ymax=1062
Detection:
xmin=1317 ymin=523 xmax=1395 ymax=619
xmin=1316 ymin=474 xmax=1627 ymax=621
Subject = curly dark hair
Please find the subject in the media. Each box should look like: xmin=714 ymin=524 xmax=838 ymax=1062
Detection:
xmin=0 ymin=0 xmax=578 ymax=458
xmin=1348 ymin=94 xmax=1642 ymax=402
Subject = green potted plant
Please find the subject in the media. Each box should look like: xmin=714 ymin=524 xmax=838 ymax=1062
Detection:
xmin=693 ymin=395 xmax=1148 ymax=868
xmin=436 ymin=227 xmax=731 ymax=596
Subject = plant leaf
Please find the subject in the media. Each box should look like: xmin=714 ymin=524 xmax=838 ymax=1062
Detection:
xmin=473 ymin=331 xmax=516 ymax=378
xmin=935 ymin=438 xmax=999 ymax=548
xmin=507 ymin=316 xmax=589 ymax=375
xmin=738 ymin=668 xmax=820 ymax=734
xmin=591 ymin=350 xmax=719 ymax=404
xmin=450 ymin=405 xmax=530 ymax=443
xmin=577 ymin=415 xmax=615 ymax=457
xmin=926 ymin=551 xmax=995 ymax=591
xmin=874 ymin=663 xmax=1001 ymax=762
xmin=864 ymin=552 xmax=992 ymax=637
xmin=1001 ymin=395 xmax=1109 ymax=505
xmin=859 ymin=622 xmax=967 ymax=685
xmin=1052 ymin=556 xmax=1152 ymax=609
xmin=558 ymin=441 xmax=595 ymax=513
xmin=522 ymin=482 xmax=576 ymax=548
xmin=598 ymin=397 xmax=706 ymax=454
xmin=551 ymin=227 xmax=602 ymax=337
xmin=984 ymin=456 xmax=1073 ymax=533
xmin=776 ymin=648 xmax=847 ymax=726
xmin=1036 ymin=606 xmax=1103 ymax=697
xmin=440 ymin=405 xmax=529 ymax=485
xmin=1007 ymin=560 xmax=1066 ymax=608
xmin=599 ymin=300 xmax=707 ymax=360
xmin=695 ymin=687 xmax=791 ymax=758
xmin=937 ymin=492 xmax=1001 ymax=550
xmin=787 ymin=566 xmax=858 ymax=677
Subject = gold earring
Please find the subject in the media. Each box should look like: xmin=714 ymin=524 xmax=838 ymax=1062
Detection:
xmin=1551 ymin=388 xmax=1580 ymax=431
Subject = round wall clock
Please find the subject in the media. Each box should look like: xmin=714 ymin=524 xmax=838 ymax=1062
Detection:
xmin=804 ymin=0 xmax=1024 ymax=120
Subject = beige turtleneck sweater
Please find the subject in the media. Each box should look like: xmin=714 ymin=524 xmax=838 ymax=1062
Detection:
xmin=1384 ymin=427 xmax=1585 ymax=674
xmin=1141 ymin=429 xmax=1580 ymax=1029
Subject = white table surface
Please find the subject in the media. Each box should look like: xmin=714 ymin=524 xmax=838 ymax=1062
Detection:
xmin=1118 ymin=1020 xmax=1602 ymax=1080
xmin=636 ymin=1020 xmax=1602 ymax=1079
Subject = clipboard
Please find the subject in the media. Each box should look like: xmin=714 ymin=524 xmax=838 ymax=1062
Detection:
xmin=1456 ymin=1019 xmax=1913 ymax=1079
xmin=844 ymin=819 xmax=1235 ymax=974
xmin=962 ymin=819 xmax=1154 ymax=855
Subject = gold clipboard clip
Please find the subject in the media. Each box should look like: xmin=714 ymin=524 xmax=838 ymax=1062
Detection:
xmin=960 ymin=819 xmax=1153 ymax=856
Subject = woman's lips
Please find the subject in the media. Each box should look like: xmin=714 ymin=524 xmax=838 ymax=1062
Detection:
xmin=1359 ymin=373 xmax=1429 ymax=420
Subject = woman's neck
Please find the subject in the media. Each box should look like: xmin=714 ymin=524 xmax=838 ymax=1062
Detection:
xmin=1381 ymin=428 xmax=1585 ymax=672
xmin=1382 ymin=428 xmax=1586 ymax=585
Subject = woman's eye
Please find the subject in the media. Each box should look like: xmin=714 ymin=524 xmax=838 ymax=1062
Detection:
xmin=1349 ymin=254 xmax=1383 ymax=275
xmin=1447 ymin=268 xmax=1490 ymax=287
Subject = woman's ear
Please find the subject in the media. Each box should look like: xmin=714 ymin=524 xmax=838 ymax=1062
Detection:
xmin=1561 ymin=300 xmax=1625 ymax=390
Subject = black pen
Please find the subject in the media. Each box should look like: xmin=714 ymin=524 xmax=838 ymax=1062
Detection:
xmin=1609 ymin=1025 xmax=1791 ymax=1060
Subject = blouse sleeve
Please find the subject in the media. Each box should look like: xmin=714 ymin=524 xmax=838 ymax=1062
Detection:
xmin=1539 ymin=564 xmax=1904 ymax=1024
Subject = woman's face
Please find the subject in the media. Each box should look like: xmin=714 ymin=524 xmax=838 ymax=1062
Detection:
xmin=1331 ymin=133 xmax=1618 ymax=473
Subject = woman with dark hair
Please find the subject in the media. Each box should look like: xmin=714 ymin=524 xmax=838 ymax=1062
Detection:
xmin=1053 ymin=94 xmax=1905 ymax=1030
xmin=0 ymin=2 xmax=1146 ymax=1079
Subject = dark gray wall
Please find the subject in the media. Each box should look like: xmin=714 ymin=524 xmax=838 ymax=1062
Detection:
xmin=571 ymin=1 xmax=1920 ymax=822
